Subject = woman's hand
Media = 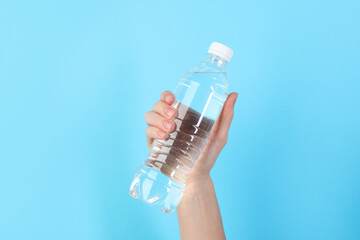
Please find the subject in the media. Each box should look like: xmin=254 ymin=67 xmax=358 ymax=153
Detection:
xmin=144 ymin=90 xmax=237 ymax=240
xmin=144 ymin=90 xmax=238 ymax=183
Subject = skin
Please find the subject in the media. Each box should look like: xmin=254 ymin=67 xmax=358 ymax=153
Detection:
xmin=144 ymin=90 xmax=238 ymax=240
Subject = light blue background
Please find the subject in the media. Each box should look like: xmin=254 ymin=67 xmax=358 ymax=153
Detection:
xmin=1 ymin=0 xmax=360 ymax=239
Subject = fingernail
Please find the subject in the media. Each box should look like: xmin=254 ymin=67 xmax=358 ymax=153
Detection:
xmin=158 ymin=131 xmax=167 ymax=139
xmin=164 ymin=107 xmax=176 ymax=118
xmin=163 ymin=120 xmax=175 ymax=131
xmin=165 ymin=94 xmax=173 ymax=103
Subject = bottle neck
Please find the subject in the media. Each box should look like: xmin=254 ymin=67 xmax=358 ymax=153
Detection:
xmin=207 ymin=53 xmax=228 ymax=69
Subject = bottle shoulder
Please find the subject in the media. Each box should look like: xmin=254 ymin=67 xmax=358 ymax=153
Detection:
xmin=179 ymin=68 xmax=228 ymax=99
xmin=192 ymin=61 xmax=226 ymax=73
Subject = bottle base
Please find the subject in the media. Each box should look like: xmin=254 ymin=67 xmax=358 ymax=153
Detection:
xmin=129 ymin=166 xmax=185 ymax=214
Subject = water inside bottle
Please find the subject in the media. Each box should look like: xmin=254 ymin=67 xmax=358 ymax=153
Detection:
xmin=129 ymin=103 xmax=216 ymax=212
xmin=130 ymin=68 xmax=228 ymax=213
xmin=145 ymin=102 xmax=215 ymax=183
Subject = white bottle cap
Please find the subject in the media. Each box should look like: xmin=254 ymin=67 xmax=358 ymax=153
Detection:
xmin=208 ymin=42 xmax=233 ymax=62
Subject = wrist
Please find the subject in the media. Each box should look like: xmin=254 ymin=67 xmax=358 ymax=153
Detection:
xmin=180 ymin=173 xmax=213 ymax=203
xmin=186 ymin=172 xmax=212 ymax=186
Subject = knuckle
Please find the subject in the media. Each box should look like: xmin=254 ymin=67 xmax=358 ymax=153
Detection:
xmin=155 ymin=102 xmax=171 ymax=117
xmin=144 ymin=111 xmax=152 ymax=121
xmin=146 ymin=126 xmax=156 ymax=137
xmin=218 ymin=133 xmax=228 ymax=146
xmin=152 ymin=102 xmax=158 ymax=111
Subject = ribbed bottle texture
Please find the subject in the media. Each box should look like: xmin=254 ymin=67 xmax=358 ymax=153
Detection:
xmin=145 ymin=103 xmax=215 ymax=184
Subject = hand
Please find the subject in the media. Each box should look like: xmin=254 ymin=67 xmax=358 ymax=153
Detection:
xmin=145 ymin=90 xmax=237 ymax=239
xmin=144 ymin=90 xmax=238 ymax=184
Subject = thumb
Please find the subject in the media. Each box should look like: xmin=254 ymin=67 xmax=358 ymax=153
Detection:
xmin=210 ymin=92 xmax=238 ymax=146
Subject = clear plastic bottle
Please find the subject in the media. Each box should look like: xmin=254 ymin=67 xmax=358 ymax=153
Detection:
xmin=129 ymin=42 xmax=233 ymax=213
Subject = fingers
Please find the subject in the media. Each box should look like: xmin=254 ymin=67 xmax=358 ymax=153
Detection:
xmin=160 ymin=91 xmax=175 ymax=105
xmin=145 ymin=91 xmax=177 ymax=148
xmin=146 ymin=126 xmax=168 ymax=140
xmin=144 ymin=111 xmax=176 ymax=132
xmin=152 ymin=101 xmax=177 ymax=119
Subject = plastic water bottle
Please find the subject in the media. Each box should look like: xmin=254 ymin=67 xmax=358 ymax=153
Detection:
xmin=129 ymin=42 xmax=233 ymax=213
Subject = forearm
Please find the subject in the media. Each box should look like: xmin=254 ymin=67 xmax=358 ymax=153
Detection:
xmin=177 ymin=175 xmax=226 ymax=240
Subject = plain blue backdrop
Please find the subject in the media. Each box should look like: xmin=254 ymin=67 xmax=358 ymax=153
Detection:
xmin=1 ymin=0 xmax=360 ymax=239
